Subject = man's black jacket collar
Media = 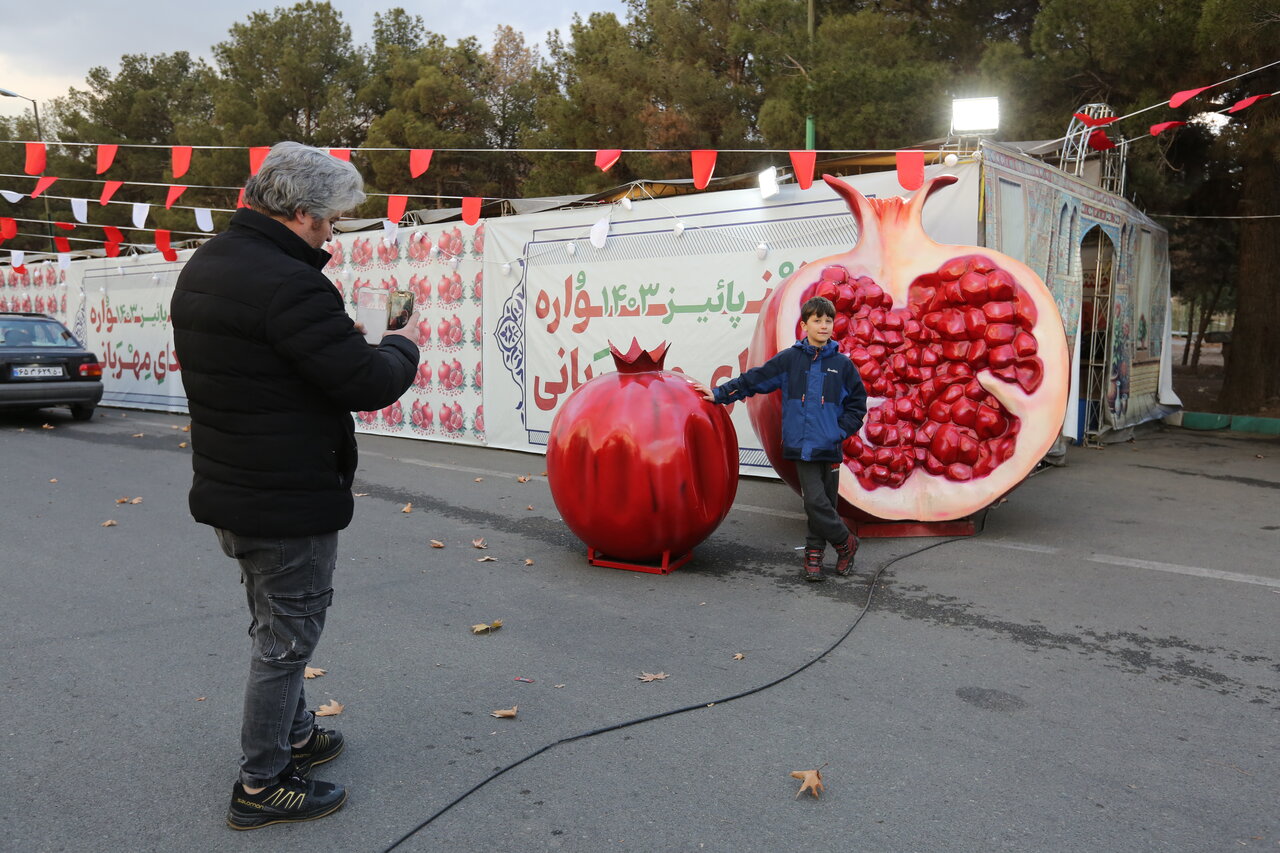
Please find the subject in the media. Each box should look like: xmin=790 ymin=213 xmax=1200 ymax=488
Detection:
xmin=228 ymin=208 xmax=332 ymax=271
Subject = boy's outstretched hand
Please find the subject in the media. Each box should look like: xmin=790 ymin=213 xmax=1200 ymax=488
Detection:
xmin=690 ymin=381 xmax=716 ymax=403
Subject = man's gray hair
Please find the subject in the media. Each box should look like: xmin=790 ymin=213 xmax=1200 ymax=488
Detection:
xmin=243 ymin=141 xmax=366 ymax=220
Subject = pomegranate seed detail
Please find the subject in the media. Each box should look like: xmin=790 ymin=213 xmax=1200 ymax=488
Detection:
xmin=798 ymin=255 xmax=1044 ymax=491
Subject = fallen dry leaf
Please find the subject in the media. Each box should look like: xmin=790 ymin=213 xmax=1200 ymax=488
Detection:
xmin=474 ymin=477 xmax=483 ymax=482
xmin=401 ymin=502 xmax=413 ymax=513
xmin=791 ymin=767 xmax=825 ymax=799
xmin=353 ymin=492 xmax=369 ymax=497
xmin=554 ymin=684 xmax=566 ymax=689
xmin=178 ymin=442 xmax=188 ymax=448
xmin=733 ymin=653 xmax=745 ymax=661
xmin=429 ymin=539 xmax=445 ymax=548
xmin=49 ymin=478 xmax=57 ymax=483
xmin=540 ymin=470 xmax=547 ymax=476
xmin=129 ymin=497 xmax=143 ymax=505
xmin=115 ymin=497 xmax=130 ymax=504
xmin=132 ymin=433 xmax=145 ymax=438
xmin=490 ymin=706 xmax=518 ymax=719
xmin=304 ymin=666 xmax=326 ymax=679
xmin=526 ymin=505 xmax=534 ymax=511
xmin=41 ymin=423 xmax=55 ymax=430
xmin=472 ymin=538 xmax=487 ymax=549
xmin=516 ymin=475 xmax=530 ymax=483
xmin=524 ymin=558 xmax=534 ymax=566
xmin=477 ymin=556 xmax=497 ymax=562
xmin=171 ymin=425 xmax=180 ymax=430
xmin=181 ymin=424 xmax=190 ymax=432
xmin=195 ymin=697 xmax=206 ymax=702
xmin=637 ymin=672 xmax=669 ymax=682
xmin=101 ymin=520 xmax=118 ymax=527
xmin=316 ymin=700 xmax=344 ymax=717
xmin=471 ymin=619 xmax=503 ymax=634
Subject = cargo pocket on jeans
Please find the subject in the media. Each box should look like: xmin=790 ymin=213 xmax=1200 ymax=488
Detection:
xmin=263 ymin=588 xmax=334 ymax=664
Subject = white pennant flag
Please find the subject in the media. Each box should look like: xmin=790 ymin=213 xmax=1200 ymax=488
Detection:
xmin=589 ymin=214 xmax=611 ymax=249
xmin=194 ymin=207 xmax=214 ymax=232
xmin=132 ymin=202 xmax=150 ymax=230
xmin=11 ymin=250 xmax=24 ymax=267
xmin=382 ymin=219 xmax=399 ymax=245
xmin=71 ymin=198 xmax=89 ymax=223
xmin=58 ymin=253 xmax=71 ymax=269
xmin=1 ymin=190 xmax=24 ymax=203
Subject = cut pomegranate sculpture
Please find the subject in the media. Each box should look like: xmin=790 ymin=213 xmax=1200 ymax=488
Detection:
xmin=747 ymin=174 xmax=1069 ymax=521
xmin=547 ymin=340 xmax=739 ymax=562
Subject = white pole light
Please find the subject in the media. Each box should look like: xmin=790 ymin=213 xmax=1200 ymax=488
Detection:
xmin=951 ymin=97 xmax=1000 ymax=135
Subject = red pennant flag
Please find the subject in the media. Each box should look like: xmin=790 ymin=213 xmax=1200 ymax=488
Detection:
xmin=96 ymin=144 xmax=118 ymax=174
xmin=895 ymin=150 xmax=925 ymax=191
xmin=329 ymin=148 xmax=351 ymax=161
xmin=1071 ymin=112 xmax=1119 ymax=128
xmin=171 ymin=146 xmax=192 ymax=179
xmin=789 ymin=150 xmax=816 ymax=190
xmin=1087 ymin=129 xmax=1116 ymax=151
xmin=386 ymin=194 xmax=408 ymax=223
xmin=104 ymin=241 xmax=121 ymax=258
xmin=55 ymin=221 xmax=75 ymax=231
xmin=100 ymin=180 xmax=123 ymax=206
xmin=236 ymin=187 xmax=247 ymax=209
xmin=249 ymin=146 xmax=270 ymax=175
xmin=691 ymin=150 xmax=717 ymax=189
xmin=102 ymin=226 xmax=124 ymax=244
xmin=0 ymin=218 xmax=16 ymax=240
xmin=55 ymin=236 xmax=71 ymax=253
xmin=1149 ymin=121 xmax=1186 ymax=136
xmin=24 ymin=142 xmax=46 ymax=175
xmin=30 ymin=176 xmax=57 ymax=199
xmin=594 ymin=149 xmax=621 ymax=172
xmin=1228 ymin=93 xmax=1272 ymax=114
xmin=12 ymin=264 xmax=26 ymax=275
xmin=166 ymin=185 xmax=188 ymax=209
xmin=461 ymin=196 xmax=481 ymax=225
xmin=409 ymin=148 xmax=433 ymax=178
xmin=155 ymin=229 xmax=178 ymax=261
xmin=1169 ymin=85 xmax=1213 ymax=108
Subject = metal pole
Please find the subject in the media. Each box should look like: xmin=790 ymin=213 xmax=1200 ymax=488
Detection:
xmin=1 ymin=87 xmax=56 ymax=247
xmin=805 ymin=0 xmax=815 ymax=149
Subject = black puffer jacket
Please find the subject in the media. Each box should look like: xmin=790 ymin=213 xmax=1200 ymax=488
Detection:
xmin=171 ymin=209 xmax=419 ymax=537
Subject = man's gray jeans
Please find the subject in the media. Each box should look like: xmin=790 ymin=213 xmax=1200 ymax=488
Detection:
xmin=215 ymin=529 xmax=338 ymax=788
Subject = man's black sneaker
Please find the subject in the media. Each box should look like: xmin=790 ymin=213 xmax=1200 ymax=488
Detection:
xmin=292 ymin=725 xmax=344 ymax=776
xmin=227 ymin=769 xmax=347 ymax=830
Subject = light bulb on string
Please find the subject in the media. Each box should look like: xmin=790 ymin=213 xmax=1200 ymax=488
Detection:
xmin=501 ymin=262 xmax=512 ymax=276
xmin=755 ymin=243 xmax=769 ymax=260
xmin=673 ymin=221 xmax=685 ymax=238
xmin=566 ymin=241 xmax=576 ymax=257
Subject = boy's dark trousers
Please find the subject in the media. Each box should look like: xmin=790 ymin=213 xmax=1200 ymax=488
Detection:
xmin=795 ymin=460 xmax=852 ymax=548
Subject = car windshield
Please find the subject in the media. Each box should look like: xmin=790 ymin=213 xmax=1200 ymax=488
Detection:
xmin=0 ymin=317 xmax=81 ymax=348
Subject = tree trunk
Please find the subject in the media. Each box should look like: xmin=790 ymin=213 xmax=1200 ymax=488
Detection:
xmin=1218 ymin=117 xmax=1280 ymax=413
xmin=1181 ymin=294 xmax=1194 ymax=366
xmin=1193 ymin=277 xmax=1227 ymax=372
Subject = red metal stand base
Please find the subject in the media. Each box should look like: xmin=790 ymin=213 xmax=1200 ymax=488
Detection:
xmin=587 ymin=546 xmax=693 ymax=574
xmin=846 ymin=517 xmax=976 ymax=538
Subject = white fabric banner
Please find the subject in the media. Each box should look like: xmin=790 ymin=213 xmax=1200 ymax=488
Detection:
xmin=482 ymin=165 xmax=981 ymax=473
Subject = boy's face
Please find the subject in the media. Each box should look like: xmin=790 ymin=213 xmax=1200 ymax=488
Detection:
xmin=801 ymin=312 xmax=834 ymax=347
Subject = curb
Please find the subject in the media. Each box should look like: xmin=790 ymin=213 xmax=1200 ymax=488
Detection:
xmin=1165 ymin=411 xmax=1280 ymax=435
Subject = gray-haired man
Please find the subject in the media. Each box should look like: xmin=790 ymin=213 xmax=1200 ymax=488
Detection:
xmin=172 ymin=141 xmax=421 ymax=829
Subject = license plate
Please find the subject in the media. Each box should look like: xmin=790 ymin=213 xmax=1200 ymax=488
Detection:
xmin=12 ymin=365 xmax=63 ymax=378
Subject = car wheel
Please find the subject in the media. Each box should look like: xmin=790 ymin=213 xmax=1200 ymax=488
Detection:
xmin=70 ymin=404 xmax=96 ymax=421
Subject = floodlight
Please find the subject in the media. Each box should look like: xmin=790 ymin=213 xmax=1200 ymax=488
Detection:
xmin=951 ymin=97 xmax=1000 ymax=135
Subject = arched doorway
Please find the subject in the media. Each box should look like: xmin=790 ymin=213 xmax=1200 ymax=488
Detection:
xmin=1078 ymin=225 xmax=1118 ymax=444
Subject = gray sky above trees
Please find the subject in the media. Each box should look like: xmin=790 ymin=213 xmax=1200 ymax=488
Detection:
xmin=0 ymin=0 xmax=626 ymax=119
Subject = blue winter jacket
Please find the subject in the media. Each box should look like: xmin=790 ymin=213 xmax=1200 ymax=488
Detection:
xmin=713 ymin=338 xmax=868 ymax=462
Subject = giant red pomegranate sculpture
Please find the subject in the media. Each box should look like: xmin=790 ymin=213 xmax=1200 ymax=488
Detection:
xmin=747 ymin=174 xmax=1069 ymax=522
xmin=547 ymin=340 xmax=739 ymax=563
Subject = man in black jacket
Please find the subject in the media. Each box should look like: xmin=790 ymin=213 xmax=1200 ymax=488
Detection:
xmin=171 ymin=141 xmax=420 ymax=830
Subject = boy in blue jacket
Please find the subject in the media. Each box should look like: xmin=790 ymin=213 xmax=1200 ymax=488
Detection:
xmin=693 ymin=296 xmax=867 ymax=581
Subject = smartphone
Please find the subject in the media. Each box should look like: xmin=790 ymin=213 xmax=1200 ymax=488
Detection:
xmin=387 ymin=290 xmax=415 ymax=331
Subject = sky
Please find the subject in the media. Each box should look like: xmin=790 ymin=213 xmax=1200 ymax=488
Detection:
xmin=0 ymin=0 xmax=629 ymax=120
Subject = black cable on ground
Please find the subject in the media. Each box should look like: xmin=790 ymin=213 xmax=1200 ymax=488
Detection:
xmin=382 ymin=510 xmax=990 ymax=851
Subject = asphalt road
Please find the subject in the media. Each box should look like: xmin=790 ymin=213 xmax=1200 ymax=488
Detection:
xmin=1 ymin=407 xmax=1276 ymax=853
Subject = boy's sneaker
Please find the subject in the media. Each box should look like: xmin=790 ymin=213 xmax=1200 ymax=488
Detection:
xmin=833 ymin=534 xmax=859 ymax=576
xmin=292 ymin=725 xmax=344 ymax=776
xmin=227 ymin=767 xmax=347 ymax=830
xmin=802 ymin=547 xmax=826 ymax=582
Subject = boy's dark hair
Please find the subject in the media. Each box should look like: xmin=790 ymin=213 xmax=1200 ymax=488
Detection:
xmin=800 ymin=296 xmax=837 ymax=322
